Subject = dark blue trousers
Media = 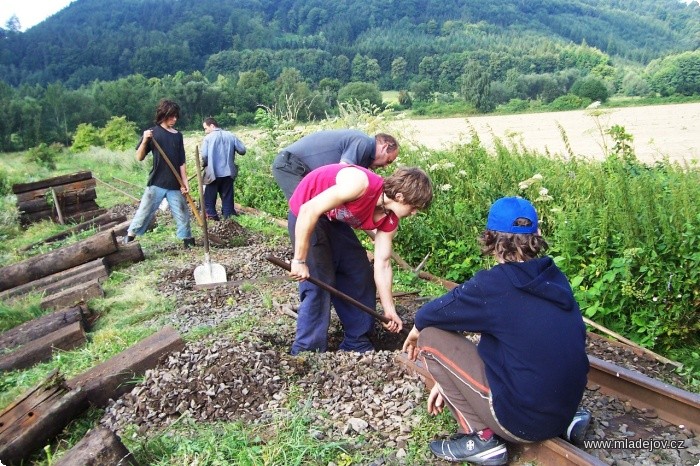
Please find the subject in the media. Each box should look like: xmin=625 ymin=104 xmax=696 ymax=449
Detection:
xmin=204 ymin=176 xmax=236 ymax=219
xmin=288 ymin=213 xmax=376 ymax=354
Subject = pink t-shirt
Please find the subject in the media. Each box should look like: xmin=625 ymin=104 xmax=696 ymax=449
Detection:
xmin=289 ymin=164 xmax=399 ymax=233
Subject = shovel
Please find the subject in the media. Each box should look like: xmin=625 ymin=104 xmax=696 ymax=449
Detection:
xmin=266 ymin=254 xmax=409 ymax=337
xmin=193 ymin=148 xmax=227 ymax=285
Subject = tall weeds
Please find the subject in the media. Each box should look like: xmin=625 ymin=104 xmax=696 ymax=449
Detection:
xmin=238 ymin=108 xmax=699 ymax=358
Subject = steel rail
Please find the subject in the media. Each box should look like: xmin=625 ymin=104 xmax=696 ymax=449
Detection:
xmin=395 ymin=351 xmax=700 ymax=465
xmin=588 ymin=355 xmax=700 ymax=433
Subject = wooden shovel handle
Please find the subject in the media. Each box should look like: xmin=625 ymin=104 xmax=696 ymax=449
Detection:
xmin=266 ymin=254 xmax=409 ymax=337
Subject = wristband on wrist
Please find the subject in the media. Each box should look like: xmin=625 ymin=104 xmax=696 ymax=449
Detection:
xmin=292 ymin=259 xmax=306 ymax=264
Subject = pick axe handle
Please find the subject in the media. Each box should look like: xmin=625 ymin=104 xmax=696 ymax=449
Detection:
xmin=266 ymin=254 xmax=409 ymax=337
xmin=149 ymin=134 xmax=204 ymax=227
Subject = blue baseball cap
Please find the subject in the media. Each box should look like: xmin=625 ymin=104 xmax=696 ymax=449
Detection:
xmin=486 ymin=197 xmax=538 ymax=234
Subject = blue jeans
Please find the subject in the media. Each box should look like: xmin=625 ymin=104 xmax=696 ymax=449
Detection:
xmin=204 ymin=176 xmax=236 ymax=218
xmin=128 ymin=185 xmax=192 ymax=239
xmin=288 ymin=213 xmax=375 ymax=354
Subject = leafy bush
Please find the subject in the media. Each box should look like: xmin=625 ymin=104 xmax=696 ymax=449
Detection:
xmin=497 ymin=98 xmax=531 ymax=113
xmin=548 ymin=94 xmax=590 ymax=111
xmin=0 ymin=166 xmax=11 ymax=196
xmin=71 ymin=123 xmax=103 ymax=153
xmin=26 ymin=143 xmax=61 ymax=169
xmin=101 ymin=116 xmax=138 ymax=150
xmin=368 ymin=121 xmax=699 ymax=354
xmin=397 ymin=90 xmax=413 ymax=108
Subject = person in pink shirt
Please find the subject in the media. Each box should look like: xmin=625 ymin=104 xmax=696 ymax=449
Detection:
xmin=287 ymin=163 xmax=433 ymax=354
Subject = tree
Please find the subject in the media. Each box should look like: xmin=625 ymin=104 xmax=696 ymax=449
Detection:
xmin=410 ymin=81 xmax=433 ymax=102
xmin=645 ymin=51 xmax=700 ymax=96
xmin=571 ymin=76 xmax=609 ymax=102
xmin=351 ymin=54 xmax=367 ymax=82
xmin=4 ymin=15 xmax=21 ymax=33
xmin=337 ymin=81 xmax=383 ymax=108
xmin=460 ymin=62 xmax=495 ymax=112
xmin=391 ymin=57 xmax=408 ymax=88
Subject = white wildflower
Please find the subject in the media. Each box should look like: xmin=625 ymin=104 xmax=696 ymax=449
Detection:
xmin=440 ymin=184 xmax=452 ymax=191
xmin=533 ymin=173 xmax=543 ymax=180
xmin=539 ymin=187 xmax=549 ymax=196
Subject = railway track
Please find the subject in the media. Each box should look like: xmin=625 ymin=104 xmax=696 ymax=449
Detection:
xmin=397 ymin=349 xmax=699 ymax=465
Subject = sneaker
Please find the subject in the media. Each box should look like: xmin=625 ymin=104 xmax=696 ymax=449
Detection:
xmin=183 ymin=237 xmax=195 ymax=249
xmin=429 ymin=432 xmax=508 ymax=465
xmin=562 ymin=409 xmax=592 ymax=445
xmin=122 ymin=234 xmax=136 ymax=245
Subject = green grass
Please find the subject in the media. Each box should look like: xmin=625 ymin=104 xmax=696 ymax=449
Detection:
xmin=1 ymin=106 xmax=699 ymax=463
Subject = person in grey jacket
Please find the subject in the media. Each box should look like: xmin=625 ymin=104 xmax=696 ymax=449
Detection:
xmin=201 ymin=117 xmax=247 ymax=219
xmin=271 ymin=129 xmax=398 ymax=200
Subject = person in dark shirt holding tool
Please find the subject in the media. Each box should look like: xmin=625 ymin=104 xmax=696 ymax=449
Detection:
xmin=402 ymin=196 xmax=591 ymax=465
xmin=287 ymin=163 xmax=432 ymax=355
xmin=124 ymin=99 xmax=194 ymax=248
xmin=271 ymin=129 xmax=399 ymax=200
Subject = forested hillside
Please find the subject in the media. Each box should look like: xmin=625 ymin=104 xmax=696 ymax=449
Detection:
xmin=0 ymin=0 xmax=698 ymax=152
xmin=1 ymin=0 xmax=698 ymax=87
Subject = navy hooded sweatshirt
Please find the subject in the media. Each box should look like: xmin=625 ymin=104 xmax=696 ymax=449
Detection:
xmin=414 ymin=256 xmax=589 ymax=441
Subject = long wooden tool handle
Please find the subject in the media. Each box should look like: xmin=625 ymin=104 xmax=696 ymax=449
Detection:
xmin=194 ymin=146 xmax=211 ymax=254
xmin=149 ymin=134 xmax=204 ymax=227
xmin=266 ymin=254 xmax=409 ymax=337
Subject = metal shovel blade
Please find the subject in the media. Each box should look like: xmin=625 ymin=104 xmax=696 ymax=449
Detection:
xmin=194 ymin=254 xmax=227 ymax=285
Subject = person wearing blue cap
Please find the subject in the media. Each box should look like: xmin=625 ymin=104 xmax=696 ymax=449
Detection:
xmin=402 ymin=196 xmax=590 ymax=465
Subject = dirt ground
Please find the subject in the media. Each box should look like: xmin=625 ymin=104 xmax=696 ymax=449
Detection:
xmin=389 ymin=102 xmax=700 ymax=165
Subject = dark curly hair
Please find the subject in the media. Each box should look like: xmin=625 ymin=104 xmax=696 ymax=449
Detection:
xmin=479 ymin=218 xmax=548 ymax=262
xmin=155 ymin=99 xmax=180 ymax=125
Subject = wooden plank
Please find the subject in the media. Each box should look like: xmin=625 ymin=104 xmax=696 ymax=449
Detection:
xmin=12 ymin=171 xmax=93 ymax=195
xmin=20 ymin=200 xmax=100 ymax=225
xmin=53 ymin=426 xmax=139 ymax=466
xmin=0 ymin=304 xmax=91 ymax=351
xmin=3 ymin=264 xmax=107 ymax=303
xmin=66 ymin=326 xmax=185 ymax=407
xmin=103 ymin=241 xmax=144 ymax=269
xmin=61 ymin=208 xmax=108 ymax=225
xmin=0 ymin=259 xmax=105 ymax=300
xmin=0 ymin=329 xmax=184 ymax=464
xmin=0 ymin=371 xmax=89 ymax=465
xmin=0 ymin=322 xmax=86 ymax=372
xmin=18 ymin=188 xmax=97 ymax=214
xmin=0 ymin=231 xmax=117 ymax=292
xmin=40 ymin=280 xmax=104 ymax=310
xmin=15 ymin=178 xmax=97 ymax=203
xmin=40 ymin=268 xmax=108 ymax=300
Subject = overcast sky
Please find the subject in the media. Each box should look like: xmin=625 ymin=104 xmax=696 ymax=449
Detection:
xmin=1 ymin=0 xmax=74 ymax=31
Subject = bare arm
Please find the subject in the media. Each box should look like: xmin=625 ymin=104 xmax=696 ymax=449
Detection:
xmin=290 ymin=167 xmax=368 ymax=279
xmin=179 ymin=163 xmax=189 ymax=194
xmin=135 ymin=129 xmax=152 ymax=161
xmin=374 ymin=228 xmax=402 ymax=333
